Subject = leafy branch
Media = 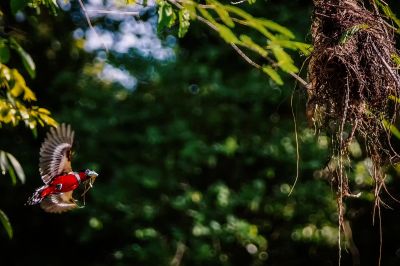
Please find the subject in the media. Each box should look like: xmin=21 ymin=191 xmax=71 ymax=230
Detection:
xmin=1 ymin=1 xmax=60 ymax=239
xmin=158 ymin=0 xmax=311 ymax=86
xmin=0 ymin=36 xmax=57 ymax=129
xmin=0 ymin=150 xmax=25 ymax=239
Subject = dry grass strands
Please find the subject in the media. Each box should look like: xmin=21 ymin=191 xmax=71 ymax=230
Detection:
xmin=308 ymin=0 xmax=400 ymax=263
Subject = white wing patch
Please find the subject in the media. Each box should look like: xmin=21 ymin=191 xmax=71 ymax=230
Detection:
xmin=39 ymin=124 xmax=74 ymax=184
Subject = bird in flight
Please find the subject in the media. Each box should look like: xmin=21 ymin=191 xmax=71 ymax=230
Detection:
xmin=27 ymin=124 xmax=98 ymax=213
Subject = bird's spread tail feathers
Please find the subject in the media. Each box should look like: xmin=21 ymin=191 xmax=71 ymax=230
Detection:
xmin=26 ymin=185 xmax=47 ymax=205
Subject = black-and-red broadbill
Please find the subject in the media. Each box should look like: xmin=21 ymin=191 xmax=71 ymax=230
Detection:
xmin=27 ymin=124 xmax=98 ymax=213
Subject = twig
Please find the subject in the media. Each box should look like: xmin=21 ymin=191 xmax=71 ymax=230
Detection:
xmin=86 ymin=9 xmax=140 ymax=16
xmin=232 ymin=43 xmax=310 ymax=88
xmin=196 ymin=15 xmax=218 ymax=31
xmin=371 ymin=42 xmax=400 ymax=87
xmin=231 ymin=0 xmax=248 ymax=5
xmin=289 ymin=72 xmax=310 ymax=89
xmin=169 ymin=0 xmax=310 ymax=89
xmin=231 ymin=43 xmax=261 ymax=68
xmin=170 ymin=242 xmax=186 ymax=266
xmin=197 ymin=4 xmax=215 ymax=9
xmin=343 ymin=221 xmax=360 ymax=266
xmin=77 ymin=0 xmax=109 ymax=52
xmin=77 ymin=0 xmax=94 ymax=32
xmin=288 ymin=87 xmax=300 ymax=196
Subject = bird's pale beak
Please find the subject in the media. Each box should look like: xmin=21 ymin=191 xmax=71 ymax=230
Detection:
xmin=87 ymin=170 xmax=98 ymax=178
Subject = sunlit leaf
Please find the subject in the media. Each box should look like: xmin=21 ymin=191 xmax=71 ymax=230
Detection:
xmin=11 ymin=69 xmax=37 ymax=101
xmin=239 ymin=35 xmax=268 ymax=57
xmin=37 ymin=112 xmax=58 ymax=127
xmin=389 ymin=95 xmax=400 ymax=104
xmin=216 ymin=24 xmax=239 ymax=43
xmin=178 ymin=9 xmax=191 ymax=38
xmin=270 ymin=44 xmax=298 ymax=73
xmin=183 ymin=2 xmax=196 ymax=20
xmin=382 ymin=119 xmax=400 ymax=139
xmin=0 ymin=209 xmax=12 ymax=239
xmin=273 ymin=39 xmax=312 ymax=56
xmin=262 ymin=65 xmax=283 ymax=85
xmin=0 ymin=63 xmax=12 ymax=82
xmin=339 ymin=24 xmax=369 ymax=44
xmin=259 ymin=19 xmax=295 ymax=39
xmin=223 ymin=6 xmax=274 ymax=39
xmin=375 ymin=0 xmax=400 ymax=32
xmin=157 ymin=1 xmax=177 ymax=31
xmin=197 ymin=6 xmax=217 ymax=24
xmin=210 ymin=1 xmax=235 ymax=28
xmin=38 ymin=107 xmax=51 ymax=115
xmin=10 ymin=38 xmax=36 ymax=79
xmin=391 ymin=54 xmax=400 ymax=69
xmin=224 ymin=5 xmax=253 ymax=21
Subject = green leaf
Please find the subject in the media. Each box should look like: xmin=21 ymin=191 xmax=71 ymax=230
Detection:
xmin=11 ymin=69 xmax=37 ymax=101
xmin=389 ymin=95 xmax=400 ymax=104
xmin=211 ymin=2 xmax=234 ymax=28
xmin=6 ymin=153 xmax=25 ymax=184
xmin=224 ymin=5 xmax=253 ymax=21
xmin=273 ymin=39 xmax=312 ymax=56
xmin=239 ymin=35 xmax=268 ymax=57
xmin=391 ymin=54 xmax=400 ymax=68
xmin=182 ymin=2 xmax=196 ymax=20
xmin=197 ymin=6 xmax=217 ymax=24
xmin=0 ymin=39 xmax=10 ymax=64
xmin=51 ymin=0 xmax=59 ymax=8
xmin=178 ymin=9 xmax=191 ymax=38
xmin=0 ymin=151 xmax=8 ymax=175
xmin=157 ymin=1 xmax=177 ymax=31
xmin=258 ymin=19 xmax=295 ymax=39
xmin=270 ymin=43 xmax=298 ymax=73
xmin=262 ymin=66 xmax=283 ymax=85
xmin=339 ymin=24 xmax=369 ymax=44
xmin=223 ymin=6 xmax=274 ymax=39
xmin=375 ymin=0 xmax=400 ymax=31
xmin=10 ymin=38 xmax=36 ymax=79
xmin=8 ymin=166 xmax=17 ymax=186
xmin=216 ymin=24 xmax=239 ymax=44
xmin=10 ymin=0 xmax=27 ymax=15
xmin=382 ymin=119 xmax=400 ymax=139
xmin=0 ymin=151 xmax=24 ymax=185
xmin=0 ymin=209 xmax=12 ymax=239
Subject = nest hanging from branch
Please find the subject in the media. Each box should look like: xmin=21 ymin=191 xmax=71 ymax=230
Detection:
xmin=308 ymin=0 xmax=400 ymax=213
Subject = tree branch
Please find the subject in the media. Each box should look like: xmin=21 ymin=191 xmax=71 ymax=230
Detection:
xmin=86 ymin=9 xmax=140 ymax=16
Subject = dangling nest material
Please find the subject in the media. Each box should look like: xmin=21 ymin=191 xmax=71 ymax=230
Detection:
xmin=308 ymin=0 xmax=400 ymax=230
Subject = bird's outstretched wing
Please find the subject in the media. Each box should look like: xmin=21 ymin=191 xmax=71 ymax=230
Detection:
xmin=39 ymin=123 xmax=74 ymax=184
xmin=40 ymin=191 xmax=78 ymax=213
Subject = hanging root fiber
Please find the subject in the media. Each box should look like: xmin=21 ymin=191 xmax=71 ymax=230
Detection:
xmin=308 ymin=0 xmax=400 ymax=259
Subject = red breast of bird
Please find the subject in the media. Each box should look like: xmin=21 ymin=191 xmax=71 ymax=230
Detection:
xmin=39 ymin=171 xmax=87 ymax=199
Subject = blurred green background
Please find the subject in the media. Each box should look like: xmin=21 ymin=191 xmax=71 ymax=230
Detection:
xmin=2 ymin=0 xmax=400 ymax=265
